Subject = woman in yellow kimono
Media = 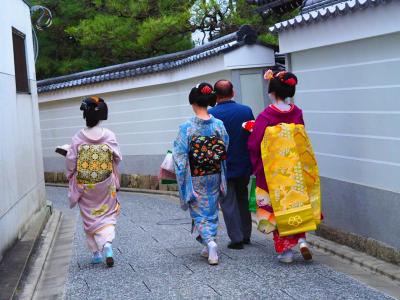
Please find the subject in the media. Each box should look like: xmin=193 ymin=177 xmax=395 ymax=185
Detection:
xmin=248 ymin=70 xmax=321 ymax=263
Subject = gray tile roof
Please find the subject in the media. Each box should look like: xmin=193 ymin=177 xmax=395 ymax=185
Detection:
xmin=270 ymin=0 xmax=392 ymax=33
xmin=37 ymin=26 xmax=275 ymax=94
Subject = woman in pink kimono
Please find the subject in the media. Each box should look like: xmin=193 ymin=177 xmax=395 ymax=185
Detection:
xmin=66 ymin=96 xmax=122 ymax=267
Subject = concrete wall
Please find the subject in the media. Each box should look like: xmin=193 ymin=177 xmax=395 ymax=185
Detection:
xmin=0 ymin=0 xmax=46 ymax=259
xmin=290 ymin=32 xmax=400 ymax=249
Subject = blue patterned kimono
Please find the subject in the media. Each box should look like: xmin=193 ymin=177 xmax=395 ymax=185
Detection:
xmin=173 ymin=116 xmax=229 ymax=243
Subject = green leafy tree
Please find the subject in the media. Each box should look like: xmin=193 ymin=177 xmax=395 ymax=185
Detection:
xmin=191 ymin=0 xmax=299 ymax=45
xmin=34 ymin=0 xmax=195 ymax=79
xmin=34 ymin=0 xmax=297 ymax=79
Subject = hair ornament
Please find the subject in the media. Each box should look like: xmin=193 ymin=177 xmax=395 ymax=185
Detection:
xmin=91 ymin=96 xmax=100 ymax=104
xmin=264 ymin=69 xmax=274 ymax=81
xmin=242 ymin=120 xmax=255 ymax=133
xmin=276 ymin=71 xmax=286 ymax=79
xmin=200 ymin=85 xmax=213 ymax=95
xmin=284 ymin=78 xmax=297 ymax=86
xmin=80 ymin=100 xmax=88 ymax=111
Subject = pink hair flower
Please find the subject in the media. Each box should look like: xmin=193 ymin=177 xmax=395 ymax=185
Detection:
xmin=201 ymin=85 xmax=213 ymax=95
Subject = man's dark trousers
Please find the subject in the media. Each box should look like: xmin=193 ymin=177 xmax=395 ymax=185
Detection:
xmin=219 ymin=176 xmax=252 ymax=243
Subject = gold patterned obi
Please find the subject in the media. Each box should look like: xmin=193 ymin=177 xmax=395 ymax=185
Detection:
xmin=77 ymin=144 xmax=113 ymax=184
xmin=261 ymin=123 xmax=321 ymax=237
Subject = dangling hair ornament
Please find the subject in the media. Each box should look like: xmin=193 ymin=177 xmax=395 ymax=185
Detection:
xmin=265 ymin=70 xmax=297 ymax=87
xmin=91 ymin=96 xmax=100 ymax=104
xmin=200 ymin=85 xmax=213 ymax=95
xmin=264 ymin=69 xmax=274 ymax=81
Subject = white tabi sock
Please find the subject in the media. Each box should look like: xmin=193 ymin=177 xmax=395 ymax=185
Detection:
xmin=207 ymin=241 xmax=218 ymax=261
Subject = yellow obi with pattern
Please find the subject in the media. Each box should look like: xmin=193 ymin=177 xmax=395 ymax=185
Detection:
xmin=77 ymin=144 xmax=113 ymax=184
xmin=261 ymin=123 xmax=321 ymax=237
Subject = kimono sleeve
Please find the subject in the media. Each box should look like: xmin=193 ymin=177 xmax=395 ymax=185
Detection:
xmin=173 ymin=124 xmax=195 ymax=209
xmin=107 ymin=130 xmax=122 ymax=165
xmin=106 ymin=130 xmax=122 ymax=190
xmin=65 ymin=134 xmax=82 ymax=208
xmin=248 ymin=116 xmax=268 ymax=176
xmin=66 ymin=135 xmax=79 ymax=180
xmin=217 ymin=122 xmax=229 ymax=197
xmin=299 ymin=109 xmax=305 ymax=126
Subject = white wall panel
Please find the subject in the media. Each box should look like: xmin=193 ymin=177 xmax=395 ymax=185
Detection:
xmin=291 ymin=32 xmax=400 ymax=71
xmin=0 ymin=74 xmax=19 ymax=217
xmin=0 ymin=0 xmax=45 ymax=259
xmin=240 ymin=72 xmax=265 ymax=117
xmin=224 ymin=44 xmax=275 ymax=69
xmin=297 ymin=59 xmax=400 ymax=91
xmin=309 ymin=132 xmax=400 ymax=164
xmin=296 ymin=86 xmax=400 ymax=111
xmin=290 ymin=32 xmax=400 ymax=192
xmin=304 ymin=112 xmax=400 ymax=138
xmin=316 ymin=153 xmax=400 ymax=193
xmin=39 ymin=71 xmax=232 ymax=158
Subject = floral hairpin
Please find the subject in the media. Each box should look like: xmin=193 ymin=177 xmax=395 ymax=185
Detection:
xmin=284 ymin=78 xmax=297 ymax=86
xmin=264 ymin=69 xmax=274 ymax=80
xmin=264 ymin=70 xmax=297 ymax=86
xmin=201 ymin=85 xmax=213 ymax=95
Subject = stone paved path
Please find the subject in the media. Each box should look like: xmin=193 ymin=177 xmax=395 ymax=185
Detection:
xmin=45 ymin=186 xmax=396 ymax=300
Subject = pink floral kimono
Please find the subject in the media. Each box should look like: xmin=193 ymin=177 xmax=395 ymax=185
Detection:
xmin=66 ymin=128 xmax=122 ymax=252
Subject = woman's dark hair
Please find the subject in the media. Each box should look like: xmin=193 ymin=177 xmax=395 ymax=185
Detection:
xmin=189 ymin=83 xmax=217 ymax=108
xmin=80 ymin=96 xmax=108 ymax=128
xmin=268 ymin=71 xmax=298 ymax=100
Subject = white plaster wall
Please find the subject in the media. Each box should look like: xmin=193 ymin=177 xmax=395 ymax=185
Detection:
xmin=224 ymin=44 xmax=275 ymax=69
xmin=290 ymin=32 xmax=400 ymax=193
xmin=38 ymin=43 xmax=275 ymax=175
xmin=278 ymin=1 xmax=400 ymax=54
xmin=39 ymin=70 xmax=232 ymax=162
xmin=0 ymin=0 xmax=46 ymax=259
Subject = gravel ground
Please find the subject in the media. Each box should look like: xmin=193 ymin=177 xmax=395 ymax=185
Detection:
xmin=46 ymin=186 xmax=394 ymax=300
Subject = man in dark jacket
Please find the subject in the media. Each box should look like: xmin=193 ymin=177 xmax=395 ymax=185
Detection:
xmin=209 ymin=80 xmax=255 ymax=249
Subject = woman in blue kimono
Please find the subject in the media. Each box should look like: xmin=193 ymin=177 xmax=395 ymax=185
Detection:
xmin=173 ymin=83 xmax=229 ymax=265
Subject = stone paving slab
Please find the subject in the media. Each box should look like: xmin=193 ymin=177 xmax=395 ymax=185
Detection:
xmin=45 ymin=187 xmax=398 ymax=300
xmin=32 ymin=213 xmax=76 ymax=300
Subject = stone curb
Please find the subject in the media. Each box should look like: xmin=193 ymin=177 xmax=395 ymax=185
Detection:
xmin=307 ymin=234 xmax=400 ymax=282
xmin=249 ymin=213 xmax=400 ymax=283
xmin=17 ymin=210 xmax=62 ymax=300
xmin=45 ymin=184 xmax=400 ymax=284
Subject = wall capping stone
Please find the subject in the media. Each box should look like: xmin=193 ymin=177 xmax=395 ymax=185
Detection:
xmin=43 ymin=172 xmax=178 ymax=191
